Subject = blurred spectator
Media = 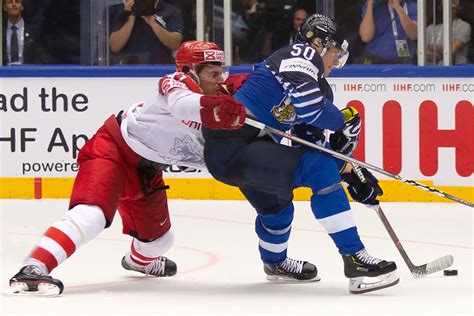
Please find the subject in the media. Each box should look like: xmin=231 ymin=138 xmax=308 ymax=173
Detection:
xmin=2 ymin=0 xmax=40 ymax=65
xmin=359 ymin=0 xmax=417 ymax=64
xmin=238 ymin=0 xmax=267 ymax=64
xmin=335 ymin=0 xmax=366 ymax=64
xmin=38 ymin=0 xmax=80 ymax=64
xmin=109 ymin=0 xmax=183 ymax=64
xmin=426 ymin=0 xmax=471 ymax=65
xmin=239 ymin=0 xmax=295 ymax=64
xmin=462 ymin=0 xmax=474 ymax=63
xmin=289 ymin=8 xmax=309 ymax=45
xmin=173 ymin=0 xmax=197 ymax=42
xmin=209 ymin=4 xmax=249 ymax=52
xmin=261 ymin=7 xmax=308 ymax=59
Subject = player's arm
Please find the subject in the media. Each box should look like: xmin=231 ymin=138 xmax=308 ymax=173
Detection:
xmin=158 ymin=75 xmax=245 ymax=130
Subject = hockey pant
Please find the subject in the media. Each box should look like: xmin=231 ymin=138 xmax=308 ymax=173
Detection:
xmin=24 ymin=115 xmax=173 ymax=273
xmin=70 ymin=115 xmax=171 ymax=240
xmin=203 ymin=125 xmax=364 ymax=264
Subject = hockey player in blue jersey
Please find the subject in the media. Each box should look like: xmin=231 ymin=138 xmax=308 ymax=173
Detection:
xmin=204 ymin=14 xmax=399 ymax=294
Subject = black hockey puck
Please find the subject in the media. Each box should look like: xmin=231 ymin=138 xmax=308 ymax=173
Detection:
xmin=443 ymin=269 xmax=458 ymax=276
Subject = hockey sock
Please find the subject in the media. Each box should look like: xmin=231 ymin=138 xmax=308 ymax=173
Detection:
xmin=125 ymin=229 xmax=174 ymax=268
xmin=24 ymin=204 xmax=106 ymax=273
xmin=294 ymin=151 xmax=364 ymax=255
xmin=255 ymin=203 xmax=294 ymax=264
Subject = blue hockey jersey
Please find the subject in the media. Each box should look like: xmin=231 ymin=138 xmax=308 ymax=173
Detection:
xmin=234 ymin=42 xmax=345 ymax=132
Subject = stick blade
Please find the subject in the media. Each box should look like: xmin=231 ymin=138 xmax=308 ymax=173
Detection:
xmin=411 ymin=255 xmax=454 ymax=277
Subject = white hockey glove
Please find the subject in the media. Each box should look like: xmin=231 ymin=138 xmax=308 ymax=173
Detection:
xmin=329 ymin=107 xmax=361 ymax=155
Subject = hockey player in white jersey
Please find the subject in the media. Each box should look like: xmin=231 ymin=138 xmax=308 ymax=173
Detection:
xmin=8 ymin=40 xmax=246 ymax=296
xmin=203 ymin=14 xmax=399 ymax=294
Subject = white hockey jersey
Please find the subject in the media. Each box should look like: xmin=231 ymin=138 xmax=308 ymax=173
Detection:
xmin=120 ymin=74 xmax=208 ymax=171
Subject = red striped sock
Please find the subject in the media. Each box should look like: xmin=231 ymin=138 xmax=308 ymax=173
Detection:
xmin=128 ymin=240 xmax=160 ymax=267
xmin=28 ymin=224 xmax=79 ymax=273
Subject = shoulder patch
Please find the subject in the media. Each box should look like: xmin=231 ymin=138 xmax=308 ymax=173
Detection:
xmin=158 ymin=77 xmax=189 ymax=96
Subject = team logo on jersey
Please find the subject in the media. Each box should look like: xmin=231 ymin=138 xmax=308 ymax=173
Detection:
xmin=169 ymin=135 xmax=202 ymax=163
xmin=158 ymin=77 xmax=188 ymax=96
xmin=271 ymin=99 xmax=296 ymax=123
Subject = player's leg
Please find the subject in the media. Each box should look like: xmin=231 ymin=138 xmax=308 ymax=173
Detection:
xmin=118 ymin=171 xmax=176 ymax=277
xmin=8 ymin=128 xmax=126 ymax=296
xmin=242 ymin=188 xmax=319 ymax=282
xmin=9 ymin=204 xmax=107 ymax=296
xmin=293 ymin=151 xmax=398 ymax=293
xmin=224 ymin=138 xmax=318 ymax=281
xmin=205 ymin=128 xmax=319 ymax=281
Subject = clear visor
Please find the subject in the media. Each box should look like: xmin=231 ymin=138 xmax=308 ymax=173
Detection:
xmin=194 ymin=64 xmax=229 ymax=82
xmin=330 ymin=39 xmax=349 ymax=69
xmin=334 ymin=50 xmax=349 ymax=69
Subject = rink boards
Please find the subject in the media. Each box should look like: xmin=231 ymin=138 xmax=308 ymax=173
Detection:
xmin=0 ymin=66 xmax=472 ymax=202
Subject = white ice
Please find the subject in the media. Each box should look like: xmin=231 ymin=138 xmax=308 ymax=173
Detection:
xmin=1 ymin=199 xmax=473 ymax=315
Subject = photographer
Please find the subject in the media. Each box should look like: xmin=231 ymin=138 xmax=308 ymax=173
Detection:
xmin=108 ymin=0 xmax=183 ymax=64
xmin=359 ymin=0 xmax=417 ymax=64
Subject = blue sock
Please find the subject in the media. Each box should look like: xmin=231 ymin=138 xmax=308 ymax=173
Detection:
xmin=294 ymin=151 xmax=364 ymax=254
xmin=255 ymin=203 xmax=294 ymax=264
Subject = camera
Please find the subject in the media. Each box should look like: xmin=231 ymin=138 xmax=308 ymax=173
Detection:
xmin=131 ymin=0 xmax=155 ymax=17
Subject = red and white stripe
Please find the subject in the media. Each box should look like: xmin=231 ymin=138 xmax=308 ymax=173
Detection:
xmin=25 ymin=204 xmax=106 ymax=274
xmin=29 ymin=221 xmax=80 ymax=273
xmin=129 ymin=240 xmax=160 ymax=267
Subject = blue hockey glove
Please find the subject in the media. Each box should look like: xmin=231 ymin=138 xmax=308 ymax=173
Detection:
xmin=292 ymin=123 xmax=326 ymax=146
xmin=329 ymin=107 xmax=361 ymax=155
xmin=341 ymin=167 xmax=383 ymax=205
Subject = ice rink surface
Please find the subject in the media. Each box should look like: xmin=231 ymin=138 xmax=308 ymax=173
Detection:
xmin=1 ymin=199 xmax=472 ymax=316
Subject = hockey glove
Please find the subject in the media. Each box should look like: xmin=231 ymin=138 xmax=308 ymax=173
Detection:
xmin=329 ymin=107 xmax=361 ymax=155
xmin=292 ymin=123 xmax=326 ymax=147
xmin=341 ymin=167 xmax=383 ymax=205
xmin=200 ymin=95 xmax=246 ymax=130
xmin=220 ymin=73 xmax=249 ymax=95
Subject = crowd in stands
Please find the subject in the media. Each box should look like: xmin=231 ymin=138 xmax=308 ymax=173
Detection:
xmin=2 ymin=0 xmax=472 ymax=66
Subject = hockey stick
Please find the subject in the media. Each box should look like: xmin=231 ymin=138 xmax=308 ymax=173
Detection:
xmin=351 ymin=164 xmax=454 ymax=277
xmin=367 ymin=203 xmax=454 ymax=277
xmin=245 ymin=116 xmax=455 ymax=276
xmin=244 ymin=117 xmax=473 ymax=208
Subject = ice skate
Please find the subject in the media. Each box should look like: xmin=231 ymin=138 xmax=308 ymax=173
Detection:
xmin=121 ymin=256 xmax=177 ymax=277
xmin=264 ymin=257 xmax=320 ymax=282
xmin=342 ymin=249 xmax=399 ymax=294
xmin=7 ymin=265 xmax=64 ymax=297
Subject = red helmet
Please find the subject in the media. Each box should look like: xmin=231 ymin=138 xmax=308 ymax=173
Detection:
xmin=175 ymin=40 xmax=225 ymax=73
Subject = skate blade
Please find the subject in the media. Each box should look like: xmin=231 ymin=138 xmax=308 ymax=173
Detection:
xmin=349 ymin=271 xmax=399 ymax=294
xmin=266 ymin=275 xmax=321 ymax=283
xmin=4 ymin=282 xmax=61 ymax=297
